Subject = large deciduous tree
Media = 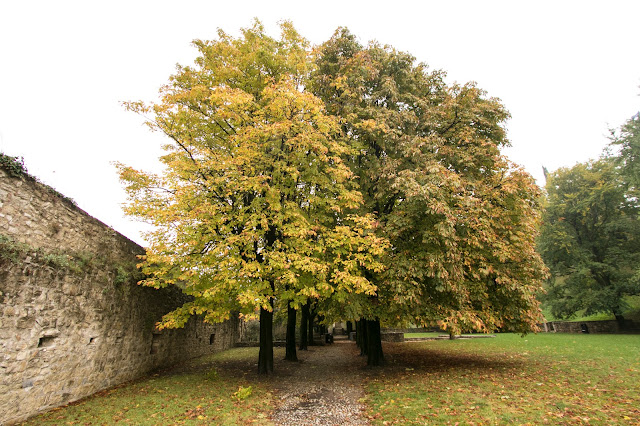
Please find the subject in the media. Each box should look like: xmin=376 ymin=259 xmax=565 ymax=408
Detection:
xmin=538 ymin=156 xmax=640 ymax=322
xmin=119 ymin=22 xmax=548 ymax=371
xmin=311 ymin=29 xmax=547 ymax=355
xmin=118 ymin=21 xmax=385 ymax=374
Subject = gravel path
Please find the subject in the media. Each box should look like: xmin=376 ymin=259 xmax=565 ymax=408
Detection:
xmin=270 ymin=338 xmax=370 ymax=425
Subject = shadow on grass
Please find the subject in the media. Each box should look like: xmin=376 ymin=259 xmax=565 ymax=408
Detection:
xmin=173 ymin=341 xmax=528 ymax=383
xmin=140 ymin=340 xmax=527 ymax=389
xmin=355 ymin=342 xmax=527 ymax=379
xmin=158 ymin=346 xmax=309 ymax=382
xmin=25 ymin=340 xmax=527 ymax=425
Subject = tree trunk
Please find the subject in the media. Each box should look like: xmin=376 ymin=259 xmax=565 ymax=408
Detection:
xmin=346 ymin=321 xmax=353 ymax=335
xmin=613 ymin=308 xmax=626 ymax=329
xmin=256 ymin=229 xmax=277 ymax=374
xmin=317 ymin=315 xmax=326 ymax=335
xmin=359 ymin=317 xmax=368 ymax=356
xmin=308 ymin=309 xmax=316 ymax=346
xmin=299 ymin=300 xmax=309 ymax=350
xmin=258 ymin=304 xmax=274 ymax=374
xmin=366 ymin=318 xmax=384 ymax=366
xmin=285 ymin=301 xmax=298 ymax=361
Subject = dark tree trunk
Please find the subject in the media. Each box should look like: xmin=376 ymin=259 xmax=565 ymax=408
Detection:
xmin=359 ymin=318 xmax=368 ymax=356
xmin=258 ymin=304 xmax=274 ymax=374
xmin=366 ymin=318 xmax=384 ymax=366
xmin=285 ymin=301 xmax=298 ymax=361
xmin=256 ymin=227 xmax=277 ymax=374
xmin=613 ymin=308 xmax=626 ymax=329
xmin=355 ymin=319 xmax=361 ymax=349
xmin=317 ymin=314 xmax=326 ymax=335
xmin=299 ymin=300 xmax=309 ymax=350
xmin=308 ymin=309 xmax=316 ymax=346
xmin=346 ymin=321 xmax=353 ymax=335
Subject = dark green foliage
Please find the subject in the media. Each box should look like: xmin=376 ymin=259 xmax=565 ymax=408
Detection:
xmin=0 ymin=233 xmax=82 ymax=271
xmin=539 ymin=157 xmax=640 ymax=319
xmin=0 ymin=233 xmax=140 ymax=287
xmin=41 ymin=252 xmax=83 ymax=273
xmin=114 ymin=263 xmax=143 ymax=286
xmin=0 ymin=152 xmax=27 ymax=177
xmin=311 ymin=28 xmax=546 ymax=337
xmin=0 ymin=234 xmax=26 ymax=263
xmin=611 ymin=112 xmax=640 ymax=190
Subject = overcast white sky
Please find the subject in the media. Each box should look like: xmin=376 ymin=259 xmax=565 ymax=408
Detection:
xmin=1 ymin=1 xmax=639 ymax=245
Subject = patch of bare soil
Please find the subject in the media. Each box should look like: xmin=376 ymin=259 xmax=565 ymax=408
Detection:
xmin=269 ymin=338 xmax=370 ymax=425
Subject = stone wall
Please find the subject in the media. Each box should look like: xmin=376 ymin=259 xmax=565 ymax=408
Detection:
xmin=544 ymin=320 xmax=640 ymax=334
xmin=381 ymin=332 xmax=405 ymax=342
xmin=0 ymin=169 xmax=141 ymax=258
xmin=0 ymin=167 xmax=241 ymax=424
xmin=382 ymin=327 xmax=444 ymax=334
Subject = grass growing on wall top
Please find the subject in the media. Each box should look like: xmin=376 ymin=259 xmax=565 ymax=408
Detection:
xmin=0 ymin=152 xmax=28 ymax=177
xmin=0 ymin=152 xmax=76 ymax=205
xmin=0 ymin=233 xmax=141 ymax=285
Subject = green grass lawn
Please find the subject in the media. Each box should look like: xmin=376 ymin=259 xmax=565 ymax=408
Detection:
xmin=403 ymin=332 xmax=443 ymax=339
xmin=365 ymin=333 xmax=640 ymax=424
xmin=22 ymin=334 xmax=640 ymax=425
xmin=23 ymin=347 xmax=275 ymax=425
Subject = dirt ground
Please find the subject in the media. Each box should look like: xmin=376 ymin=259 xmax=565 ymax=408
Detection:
xmin=267 ymin=337 xmax=370 ymax=425
xmin=205 ymin=336 xmax=372 ymax=425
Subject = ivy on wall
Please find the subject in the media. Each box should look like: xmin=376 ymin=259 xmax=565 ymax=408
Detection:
xmin=0 ymin=153 xmax=28 ymax=178
xmin=0 ymin=233 xmax=141 ymax=285
xmin=0 ymin=152 xmax=76 ymax=206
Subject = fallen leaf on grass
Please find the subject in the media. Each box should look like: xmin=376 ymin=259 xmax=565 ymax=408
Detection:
xmin=184 ymin=406 xmax=206 ymax=419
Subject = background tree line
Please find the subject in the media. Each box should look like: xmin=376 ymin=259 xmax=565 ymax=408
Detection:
xmin=538 ymin=111 xmax=640 ymax=323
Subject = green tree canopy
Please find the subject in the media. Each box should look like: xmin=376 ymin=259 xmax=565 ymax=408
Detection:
xmin=119 ymin=22 xmax=549 ymax=371
xmin=118 ymin=21 xmax=386 ymax=373
xmin=311 ymin=29 xmax=547 ymax=334
xmin=538 ymin=156 xmax=640 ymax=320
xmin=611 ymin=112 xmax=640 ymax=191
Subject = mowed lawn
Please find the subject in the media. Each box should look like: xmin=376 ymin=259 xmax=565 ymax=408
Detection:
xmin=23 ymin=334 xmax=640 ymax=425
xmin=366 ymin=334 xmax=640 ymax=424
xmin=22 ymin=347 xmax=276 ymax=425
